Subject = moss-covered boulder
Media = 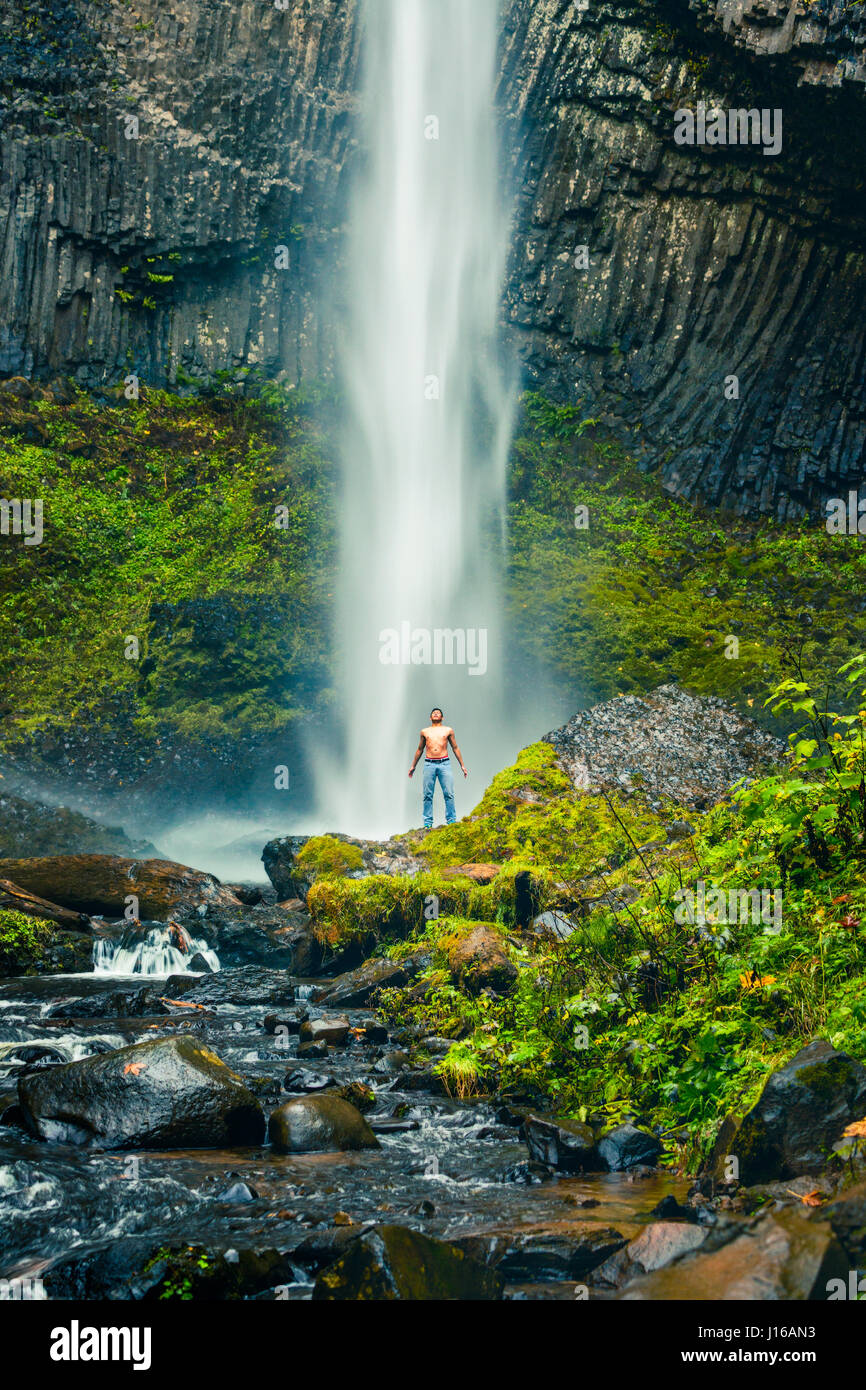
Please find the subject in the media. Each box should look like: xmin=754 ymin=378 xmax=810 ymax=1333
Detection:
xmin=735 ymin=1039 xmax=866 ymax=1184
xmin=18 ymin=1036 xmax=265 ymax=1149
xmin=312 ymin=1225 xmax=503 ymax=1300
xmin=0 ymin=907 xmax=92 ymax=977
xmin=445 ymin=923 xmax=517 ymax=996
xmin=267 ymin=1094 xmax=380 ymax=1154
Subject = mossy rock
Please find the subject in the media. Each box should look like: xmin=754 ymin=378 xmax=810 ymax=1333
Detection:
xmin=312 ymin=1224 xmax=503 ymax=1301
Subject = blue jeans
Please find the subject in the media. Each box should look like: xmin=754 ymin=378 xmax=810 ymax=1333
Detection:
xmin=422 ymin=759 xmax=456 ymax=829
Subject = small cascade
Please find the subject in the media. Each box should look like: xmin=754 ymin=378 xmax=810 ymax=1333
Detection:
xmin=92 ymin=922 xmax=220 ymax=977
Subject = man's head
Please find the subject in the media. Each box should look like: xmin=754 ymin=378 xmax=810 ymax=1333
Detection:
xmin=430 ymin=708 xmax=443 ymax=724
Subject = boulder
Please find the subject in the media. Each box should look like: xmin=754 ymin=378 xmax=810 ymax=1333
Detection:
xmin=262 ymin=832 xmax=425 ymax=901
xmin=268 ymin=1095 xmax=380 ymax=1154
xmin=299 ymin=1016 xmax=351 ymax=1047
xmin=618 ymin=1209 xmax=848 ymax=1300
xmin=46 ymin=987 xmax=168 ymax=1020
xmin=313 ymin=1225 xmax=502 ymax=1300
xmin=624 ymin=1221 xmax=708 ymax=1273
xmin=453 ymin=1220 xmax=627 ymax=1282
xmin=446 ymin=924 xmax=517 ymax=995
xmin=165 ymin=966 xmax=295 ymax=1008
xmin=524 ymin=1114 xmax=602 ymax=1172
xmin=18 ymin=1036 xmax=265 ymax=1149
xmin=543 ymin=684 xmax=785 ymax=809
xmin=597 ymin=1123 xmax=662 ymax=1171
xmin=311 ymin=952 xmax=429 ymax=1007
xmin=735 ymin=1039 xmax=866 ymax=1183
xmin=0 ymin=854 xmax=240 ymax=920
xmin=0 ymin=878 xmax=90 ymax=931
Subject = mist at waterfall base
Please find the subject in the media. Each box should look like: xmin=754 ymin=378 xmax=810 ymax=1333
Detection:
xmin=308 ymin=0 xmax=557 ymax=841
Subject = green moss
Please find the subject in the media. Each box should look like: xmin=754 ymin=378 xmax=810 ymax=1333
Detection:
xmin=0 ymin=909 xmax=54 ymax=975
xmin=295 ymin=835 xmax=364 ymax=879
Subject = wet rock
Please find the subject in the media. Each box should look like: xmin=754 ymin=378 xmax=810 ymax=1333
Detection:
xmin=171 ymin=966 xmax=295 ymax=1008
xmin=618 ymin=1209 xmax=848 ymax=1300
xmin=298 ymin=1041 xmax=329 ymax=1060
xmin=368 ymin=1117 xmax=420 ymax=1134
xmin=0 ymin=854 xmax=239 ymax=919
xmin=625 ymin=1221 xmax=708 ymax=1273
xmin=215 ymin=1180 xmax=259 ymax=1203
xmin=446 ymin=924 xmax=517 ymax=996
xmin=543 ymin=686 xmax=785 ymax=809
xmin=524 ymin=1114 xmax=602 ymax=1172
xmin=187 ymin=952 xmax=213 ymax=973
xmin=268 ymin=1095 xmax=380 ymax=1154
xmin=497 ymin=1161 xmax=552 ymax=1185
xmin=733 ymin=1039 xmax=866 ymax=1184
xmin=372 ymin=1050 xmax=411 ymax=1075
xmin=313 ymin=1224 xmax=502 ymax=1300
xmin=338 ymin=1081 xmax=376 ymax=1113
xmin=312 ymin=954 xmax=428 ymax=1008
xmin=826 ymin=1182 xmax=866 ymax=1266
xmin=18 ymin=1036 xmax=265 ymax=1149
xmin=299 ymin=1016 xmax=351 ymax=1047
xmin=454 ymin=1221 xmax=627 ymax=1282
xmin=284 ymin=1068 xmax=338 ymax=1093
xmin=394 ymin=1069 xmax=449 ymax=1096
xmin=47 ymin=987 xmax=168 ymax=1020
xmin=263 ymin=1012 xmax=303 ymax=1035
xmin=597 ymin=1124 xmax=662 ymax=1172
xmin=291 ymin=1226 xmax=368 ymax=1272
xmin=0 ymin=878 xmax=91 ymax=932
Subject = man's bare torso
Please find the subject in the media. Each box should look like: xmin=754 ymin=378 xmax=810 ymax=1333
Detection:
xmin=421 ymin=724 xmax=452 ymax=759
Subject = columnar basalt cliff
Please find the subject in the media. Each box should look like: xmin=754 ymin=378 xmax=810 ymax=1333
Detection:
xmin=1 ymin=0 xmax=865 ymax=515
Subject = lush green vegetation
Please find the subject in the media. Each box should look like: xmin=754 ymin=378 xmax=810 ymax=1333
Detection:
xmin=507 ymin=394 xmax=866 ymax=722
xmin=370 ymin=659 xmax=866 ymax=1167
xmin=3 ymin=384 xmax=862 ymax=758
xmin=0 ymin=380 xmax=337 ymax=744
xmin=0 ymin=908 xmax=54 ymax=975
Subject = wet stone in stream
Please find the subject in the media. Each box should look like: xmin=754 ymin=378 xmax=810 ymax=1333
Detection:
xmin=0 ymin=963 xmax=694 ymax=1299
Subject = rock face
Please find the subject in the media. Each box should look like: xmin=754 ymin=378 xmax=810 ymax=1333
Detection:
xmin=544 ymin=683 xmax=784 ymax=808
xmin=17 ymin=1036 xmax=265 ymax=1148
xmin=0 ymin=854 xmax=240 ymax=919
xmin=267 ymin=1094 xmax=380 ymax=1154
xmin=2 ymin=0 xmax=865 ymax=513
xmin=0 ymin=793 xmax=158 ymax=858
xmin=312 ymin=1224 xmax=503 ymax=1301
xmin=733 ymin=1039 xmax=866 ymax=1183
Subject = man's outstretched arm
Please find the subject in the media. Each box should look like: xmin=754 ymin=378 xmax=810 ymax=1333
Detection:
xmin=408 ymin=733 xmax=426 ymax=778
xmin=448 ymin=731 xmax=468 ymax=778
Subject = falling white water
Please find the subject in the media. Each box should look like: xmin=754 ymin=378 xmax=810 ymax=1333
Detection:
xmin=93 ymin=923 xmax=219 ymax=977
xmin=314 ymin=0 xmax=517 ymax=838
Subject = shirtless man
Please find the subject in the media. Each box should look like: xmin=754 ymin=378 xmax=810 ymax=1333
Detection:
xmin=408 ymin=708 xmax=468 ymax=830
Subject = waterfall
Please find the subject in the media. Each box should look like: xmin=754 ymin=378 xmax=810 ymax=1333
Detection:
xmin=92 ymin=923 xmax=220 ymax=977
xmin=313 ymin=0 xmax=517 ymax=838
